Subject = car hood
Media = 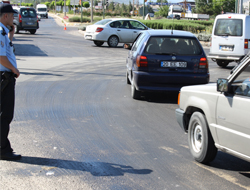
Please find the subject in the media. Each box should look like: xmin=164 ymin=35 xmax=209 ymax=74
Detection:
xmin=180 ymin=83 xmax=218 ymax=94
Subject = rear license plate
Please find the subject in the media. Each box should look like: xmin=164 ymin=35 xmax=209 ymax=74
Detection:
xmin=161 ymin=61 xmax=187 ymax=68
xmin=85 ymin=35 xmax=92 ymax=40
xmin=220 ymin=45 xmax=234 ymax=51
xmin=27 ymin=22 xmax=33 ymax=25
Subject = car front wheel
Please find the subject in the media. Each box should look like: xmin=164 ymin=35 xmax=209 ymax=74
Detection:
xmin=188 ymin=112 xmax=217 ymax=164
xmin=94 ymin=41 xmax=104 ymax=47
xmin=108 ymin=36 xmax=119 ymax=47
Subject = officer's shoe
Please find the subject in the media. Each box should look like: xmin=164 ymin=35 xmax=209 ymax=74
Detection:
xmin=0 ymin=152 xmax=21 ymax=160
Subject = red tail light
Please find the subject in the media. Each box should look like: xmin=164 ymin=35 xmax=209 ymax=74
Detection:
xmin=245 ymin=39 xmax=248 ymax=49
xmin=95 ymin=27 xmax=103 ymax=32
xmin=136 ymin=55 xmax=148 ymax=67
xmin=19 ymin=14 xmax=22 ymax=23
xmin=199 ymin=57 xmax=208 ymax=69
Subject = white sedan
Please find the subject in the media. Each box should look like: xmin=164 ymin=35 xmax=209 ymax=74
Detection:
xmin=84 ymin=18 xmax=150 ymax=47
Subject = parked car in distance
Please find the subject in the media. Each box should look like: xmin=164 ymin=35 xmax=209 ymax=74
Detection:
xmin=167 ymin=14 xmax=181 ymax=20
xmin=176 ymin=53 xmax=250 ymax=164
xmin=126 ymin=30 xmax=209 ymax=99
xmin=208 ymin=14 xmax=250 ymax=68
xmin=84 ymin=18 xmax=150 ymax=47
xmin=13 ymin=7 xmax=39 ymax=34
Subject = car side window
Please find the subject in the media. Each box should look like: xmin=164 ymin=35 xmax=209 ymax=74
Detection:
xmin=110 ymin=21 xmax=122 ymax=28
xmin=130 ymin=21 xmax=146 ymax=30
xmin=119 ymin=21 xmax=133 ymax=29
xmin=131 ymin=33 xmax=145 ymax=51
xmin=233 ymin=64 xmax=250 ymax=97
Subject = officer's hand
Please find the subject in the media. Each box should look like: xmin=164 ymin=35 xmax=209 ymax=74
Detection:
xmin=8 ymin=25 xmax=15 ymax=41
xmin=12 ymin=68 xmax=20 ymax=78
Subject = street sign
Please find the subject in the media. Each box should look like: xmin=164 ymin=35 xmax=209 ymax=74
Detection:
xmin=134 ymin=10 xmax=138 ymax=15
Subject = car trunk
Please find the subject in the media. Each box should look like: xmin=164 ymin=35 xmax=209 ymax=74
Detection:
xmin=20 ymin=9 xmax=37 ymax=28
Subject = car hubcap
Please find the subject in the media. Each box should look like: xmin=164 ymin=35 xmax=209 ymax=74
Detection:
xmin=110 ymin=37 xmax=118 ymax=46
xmin=192 ymin=124 xmax=203 ymax=153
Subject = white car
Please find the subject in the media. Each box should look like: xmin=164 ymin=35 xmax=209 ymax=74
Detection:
xmin=84 ymin=18 xmax=150 ymax=47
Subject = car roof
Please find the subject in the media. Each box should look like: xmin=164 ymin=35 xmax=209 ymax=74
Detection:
xmin=145 ymin=29 xmax=196 ymax=37
xmin=216 ymin=13 xmax=250 ymax=19
xmin=107 ymin=18 xmax=140 ymax=22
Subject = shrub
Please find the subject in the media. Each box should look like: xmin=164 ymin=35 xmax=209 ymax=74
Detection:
xmin=69 ymin=16 xmax=91 ymax=23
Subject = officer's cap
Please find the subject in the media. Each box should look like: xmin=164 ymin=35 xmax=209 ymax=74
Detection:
xmin=0 ymin=3 xmax=17 ymax=14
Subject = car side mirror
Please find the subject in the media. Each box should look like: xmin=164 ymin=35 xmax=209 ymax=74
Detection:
xmin=124 ymin=43 xmax=131 ymax=50
xmin=217 ymin=78 xmax=229 ymax=92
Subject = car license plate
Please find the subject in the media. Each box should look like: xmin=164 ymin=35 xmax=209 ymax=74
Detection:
xmin=161 ymin=61 xmax=187 ymax=68
xmin=85 ymin=35 xmax=92 ymax=40
xmin=27 ymin=22 xmax=33 ymax=25
xmin=220 ymin=45 xmax=234 ymax=51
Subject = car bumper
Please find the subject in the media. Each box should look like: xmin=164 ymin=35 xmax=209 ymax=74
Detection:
xmin=133 ymin=71 xmax=209 ymax=92
xmin=84 ymin=32 xmax=107 ymax=42
xmin=175 ymin=108 xmax=186 ymax=132
xmin=208 ymin=53 xmax=243 ymax=61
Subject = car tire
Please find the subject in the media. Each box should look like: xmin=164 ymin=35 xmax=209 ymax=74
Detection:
xmin=14 ymin=25 xmax=19 ymax=34
xmin=94 ymin=41 xmax=104 ymax=47
xmin=108 ymin=36 xmax=119 ymax=47
xmin=188 ymin=112 xmax=217 ymax=164
xmin=126 ymin=71 xmax=131 ymax=85
xmin=216 ymin=60 xmax=229 ymax=68
xmin=30 ymin=29 xmax=36 ymax=34
xmin=131 ymin=76 xmax=140 ymax=99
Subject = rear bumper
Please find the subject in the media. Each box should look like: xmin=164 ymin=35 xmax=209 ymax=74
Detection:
xmin=175 ymin=108 xmax=186 ymax=132
xmin=84 ymin=32 xmax=107 ymax=42
xmin=208 ymin=53 xmax=244 ymax=61
xmin=133 ymin=71 xmax=209 ymax=92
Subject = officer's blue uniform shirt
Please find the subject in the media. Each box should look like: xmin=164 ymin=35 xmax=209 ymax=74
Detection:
xmin=0 ymin=22 xmax=17 ymax=72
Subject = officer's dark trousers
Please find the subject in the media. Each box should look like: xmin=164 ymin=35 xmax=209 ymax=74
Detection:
xmin=0 ymin=77 xmax=15 ymax=154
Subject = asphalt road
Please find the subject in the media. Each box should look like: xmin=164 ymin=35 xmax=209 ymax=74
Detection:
xmin=0 ymin=16 xmax=249 ymax=190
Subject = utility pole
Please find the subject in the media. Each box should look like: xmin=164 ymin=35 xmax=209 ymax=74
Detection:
xmin=91 ymin=0 xmax=93 ymax=23
xmin=64 ymin=0 xmax=66 ymax=16
xmin=133 ymin=0 xmax=134 ymax=15
xmin=143 ymin=0 xmax=145 ymax=19
xmin=103 ymin=0 xmax=105 ymax=19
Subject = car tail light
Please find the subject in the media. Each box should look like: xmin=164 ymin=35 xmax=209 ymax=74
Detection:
xmin=199 ymin=57 xmax=208 ymax=69
xmin=95 ymin=27 xmax=103 ymax=32
xmin=245 ymin=39 xmax=248 ymax=49
xmin=19 ymin=14 xmax=22 ymax=23
xmin=136 ymin=55 xmax=148 ymax=67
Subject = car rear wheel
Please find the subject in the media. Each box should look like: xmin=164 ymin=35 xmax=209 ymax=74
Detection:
xmin=14 ymin=25 xmax=19 ymax=34
xmin=94 ymin=41 xmax=104 ymax=47
xmin=108 ymin=36 xmax=119 ymax=47
xmin=131 ymin=77 xmax=140 ymax=99
xmin=188 ymin=112 xmax=217 ymax=164
xmin=30 ymin=29 xmax=36 ymax=34
xmin=216 ymin=60 xmax=229 ymax=68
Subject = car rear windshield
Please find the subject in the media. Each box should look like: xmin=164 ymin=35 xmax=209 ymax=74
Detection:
xmin=21 ymin=9 xmax=37 ymax=18
xmin=214 ymin=19 xmax=243 ymax=36
xmin=38 ymin=8 xmax=47 ymax=11
xmin=144 ymin=37 xmax=202 ymax=55
xmin=94 ymin=19 xmax=112 ymax=25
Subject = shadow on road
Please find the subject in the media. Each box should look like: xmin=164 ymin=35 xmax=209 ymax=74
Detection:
xmin=137 ymin=91 xmax=179 ymax=104
xmin=15 ymin=44 xmax=48 ymax=56
xmin=15 ymin=156 xmax=153 ymax=176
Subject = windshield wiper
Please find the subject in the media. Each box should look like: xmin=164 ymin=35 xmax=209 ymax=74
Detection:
xmin=218 ymin=33 xmax=231 ymax=36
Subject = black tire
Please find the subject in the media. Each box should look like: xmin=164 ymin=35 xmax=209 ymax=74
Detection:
xmin=94 ymin=41 xmax=104 ymax=47
xmin=126 ymin=71 xmax=131 ymax=85
xmin=188 ymin=112 xmax=217 ymax=164
xmin=14 ymin=25 xmax=19 ymax=34
xmin=216 ymin=60 xmax=229 ymax=68
xmin=107 ymin=36 xmax=119 ymax=47
xmin=30 ymin=29 xmax=36 ymax=34
xmin=131 ymin=77 xmax=140 ymax=99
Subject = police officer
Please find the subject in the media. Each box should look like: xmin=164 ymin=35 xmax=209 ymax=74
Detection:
xmin=0 ymin=3 xmax=21 ymax=160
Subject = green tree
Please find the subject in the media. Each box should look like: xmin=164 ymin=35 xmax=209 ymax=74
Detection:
xmin=128 ymin=1 xmax=133 ymax=12
xmin=114 ymin=3 xmax=120 ymax=13
xmin=108 ymin=2 xmax=114 ymax=11
xmin=195 ymin=0 xmax=213 ymax=14
xmin=94 ymin=0 xmax=98 ymax=6
xmin=83 ymin=1 xmax=90 ymax=8
xmin=44 ymin=2 xmax=50 ymax=7
xmin=121 ymin=3 xmax=127 ymax=13
xmin=156 ymin=0 xmax=168 ymax=4
xmin=154 ymin=5 xmax=169 ymax=17
xmin=212 ymin=0 xmax=235 ymax=15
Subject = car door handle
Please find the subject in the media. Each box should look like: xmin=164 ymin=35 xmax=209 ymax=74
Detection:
xmin=133 ymin=31 xmax=137 ymax=33
xmin=117 ymin=30 xmax=121 ymax=31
